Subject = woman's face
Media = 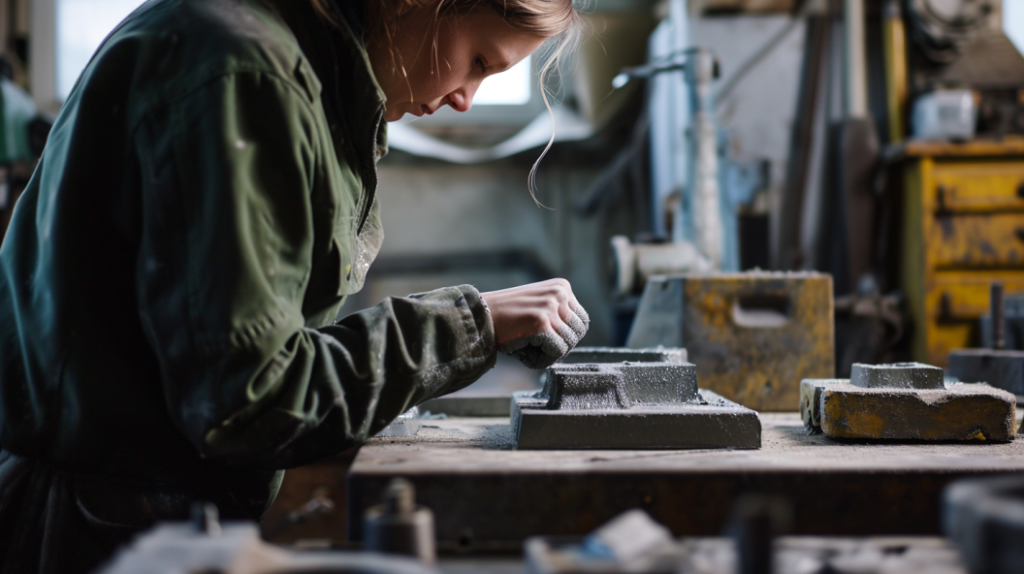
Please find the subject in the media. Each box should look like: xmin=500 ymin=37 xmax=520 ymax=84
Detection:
xmin=370 ymin=8 xmax=547 ymax=122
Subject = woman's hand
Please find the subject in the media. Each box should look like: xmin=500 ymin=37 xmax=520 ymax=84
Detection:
xmin=481 ymin=279 xmax=590 ymax=369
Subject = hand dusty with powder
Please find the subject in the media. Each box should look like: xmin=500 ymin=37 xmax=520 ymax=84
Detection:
xmin=482 ymin=279 xmax=590 ymax=369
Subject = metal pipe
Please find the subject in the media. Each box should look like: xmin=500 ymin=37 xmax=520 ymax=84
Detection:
xmin=686 ymin=48 xmax=723 ymax=268
xmin=844 ymin=0 xmax=868 ymax=118
xmin=883 ymin=0 xmax=908 ymax=142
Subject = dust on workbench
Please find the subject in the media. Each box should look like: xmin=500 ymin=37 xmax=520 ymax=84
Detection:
xmin=355 ymin=413 xmax=1024 ymax=474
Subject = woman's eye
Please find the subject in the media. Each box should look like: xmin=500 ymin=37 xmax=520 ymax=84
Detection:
xmin=475 ymin=57 xmax=487 ymax=73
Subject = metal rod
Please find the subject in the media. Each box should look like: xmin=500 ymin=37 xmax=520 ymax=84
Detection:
xmin=992 ymin=283 xmax=1005 ymax=350
xmin=844 ymin=0 xmax=868 ymax=118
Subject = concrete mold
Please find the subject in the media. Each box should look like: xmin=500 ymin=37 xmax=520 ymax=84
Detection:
xmin=511 ymin=360 xmax=761 ymax=450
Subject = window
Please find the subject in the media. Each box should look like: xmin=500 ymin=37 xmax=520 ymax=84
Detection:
xmin=31 ymin=0 xmax=540 ymax=123
xmin=403 ymin=56 xmax=545 ymax=128
xmin=474 ymin=56 xmax=533 ymax=106
xmin=1007 ymin=1 xmax=1024 ymax=55
xmin=56 ymin=0 xmax=145 ymax=101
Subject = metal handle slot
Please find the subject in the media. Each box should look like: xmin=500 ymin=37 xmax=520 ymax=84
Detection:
xmin=732 ymin=294 xmax=791 ymax=328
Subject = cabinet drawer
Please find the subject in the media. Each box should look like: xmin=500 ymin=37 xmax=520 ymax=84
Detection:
xmin=930 ymin=213 xmax=1024 ymax=268
xmin=932 ymin=161 xmax=1024 ymax=213
xmin=922 ymin=275 xmax=1024 ymax=363
xmin=927 ymin=275 xmax=1024 ymax=320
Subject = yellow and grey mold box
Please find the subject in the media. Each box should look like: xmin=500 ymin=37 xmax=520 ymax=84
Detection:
xmin=627 ymin=272 xmax=835 ymax=411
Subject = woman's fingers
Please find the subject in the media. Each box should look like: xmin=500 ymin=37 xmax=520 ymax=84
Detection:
xmin=482 ymin=279 xmax=590 ymax=369
xmin=565 ymin=300 xmax=590 ymax=339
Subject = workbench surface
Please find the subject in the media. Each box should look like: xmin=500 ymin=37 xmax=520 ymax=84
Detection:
xmin=348 ymin=414 xmax=1024 ymax=550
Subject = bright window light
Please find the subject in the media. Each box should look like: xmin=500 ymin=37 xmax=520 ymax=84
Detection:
xmin=474 ymin=56 xmax=533 ymax=106
xmin=55 ymin=3 xmax=534 ymax=107
xmin=57 ymin=0 xmax=146 ymax=100
xmin=1007 ymin=1 xmax=1024 ymax=55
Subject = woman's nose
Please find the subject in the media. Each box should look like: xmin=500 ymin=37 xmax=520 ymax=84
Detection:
xmin=447 ymin=83 xmax=480 ymax=113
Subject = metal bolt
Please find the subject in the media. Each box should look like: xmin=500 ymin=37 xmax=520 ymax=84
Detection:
xmin=726 ymin=495 xmax=792 ymax=574
xmin=992 ymin=283 xmax=1005 ymax=351
xmin=383 ymin=478 xmax=415 ymax=517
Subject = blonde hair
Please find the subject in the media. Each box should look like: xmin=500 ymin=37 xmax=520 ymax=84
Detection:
xmin=334 ymin=0 xmax=587 ymax=207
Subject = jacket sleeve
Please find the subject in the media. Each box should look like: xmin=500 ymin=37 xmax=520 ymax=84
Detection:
xmin=134 ymin=71 xmax=496 ymax=469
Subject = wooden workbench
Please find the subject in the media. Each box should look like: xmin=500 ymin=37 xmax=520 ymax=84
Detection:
xmin=347 ymin=414 xmax=1024 ymax=551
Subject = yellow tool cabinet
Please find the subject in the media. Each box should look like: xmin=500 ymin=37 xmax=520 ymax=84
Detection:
xmin=901 ymin=139 xmax=1024 ymax=365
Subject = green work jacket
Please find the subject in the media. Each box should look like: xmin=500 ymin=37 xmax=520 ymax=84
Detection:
xmin=0 ymin=0 xmax=496 ymax=495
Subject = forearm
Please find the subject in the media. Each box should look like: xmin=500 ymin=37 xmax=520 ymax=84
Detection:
xmin=194 ymin=285 xmax=496 ymax=468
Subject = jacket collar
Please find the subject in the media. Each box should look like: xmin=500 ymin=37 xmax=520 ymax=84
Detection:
xmin=277 ymin=0 xmax=388 ymax=161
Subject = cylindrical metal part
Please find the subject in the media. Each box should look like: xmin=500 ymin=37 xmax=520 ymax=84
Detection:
xmin=726 ymin=495 xmax=792 ymax=574
xmin=683 ymin=48 xmax=723 ymax=269
xmin=364 ymin=479 xmax=436 ymax=565
xmin=992 ymin=283 xmax=1005 ymax=350
xmin=609 ymin=236 xmax=712 ymax=296
xmin=844 ymin=0 xmax=868 ymax=118
xmin=882 ymin=0 xmax=908 ymax=143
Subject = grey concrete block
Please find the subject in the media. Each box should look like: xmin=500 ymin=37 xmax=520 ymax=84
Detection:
xmin=511 ymin=389 xmax=761 ymax=450
xmin=850 ymin=362 xmax=944 ymax=390
xmin=948 ymin=348 xmax=1024 ymax=396
xmin=542 ymin=362 xmax=699 ymax=409
xmin=561 ymin=347 xmax=688 ymax=365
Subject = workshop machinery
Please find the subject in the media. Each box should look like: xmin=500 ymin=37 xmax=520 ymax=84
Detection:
xmin=948 ymin=283 xmax=1024 ymax=396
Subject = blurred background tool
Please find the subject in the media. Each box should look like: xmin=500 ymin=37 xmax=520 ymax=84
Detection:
xmin=626 ymin=272 xmax=834 ymax=411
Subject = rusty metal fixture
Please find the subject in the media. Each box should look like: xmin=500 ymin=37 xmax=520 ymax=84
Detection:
xmin=801 ymin=362 xmax=1016 ymax=441
xmin=627 ymin=273 xmax=834 ymax=411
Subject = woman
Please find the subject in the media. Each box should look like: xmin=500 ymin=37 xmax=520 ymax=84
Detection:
xmin=0 ymin=0 xmax=586 ymax=571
